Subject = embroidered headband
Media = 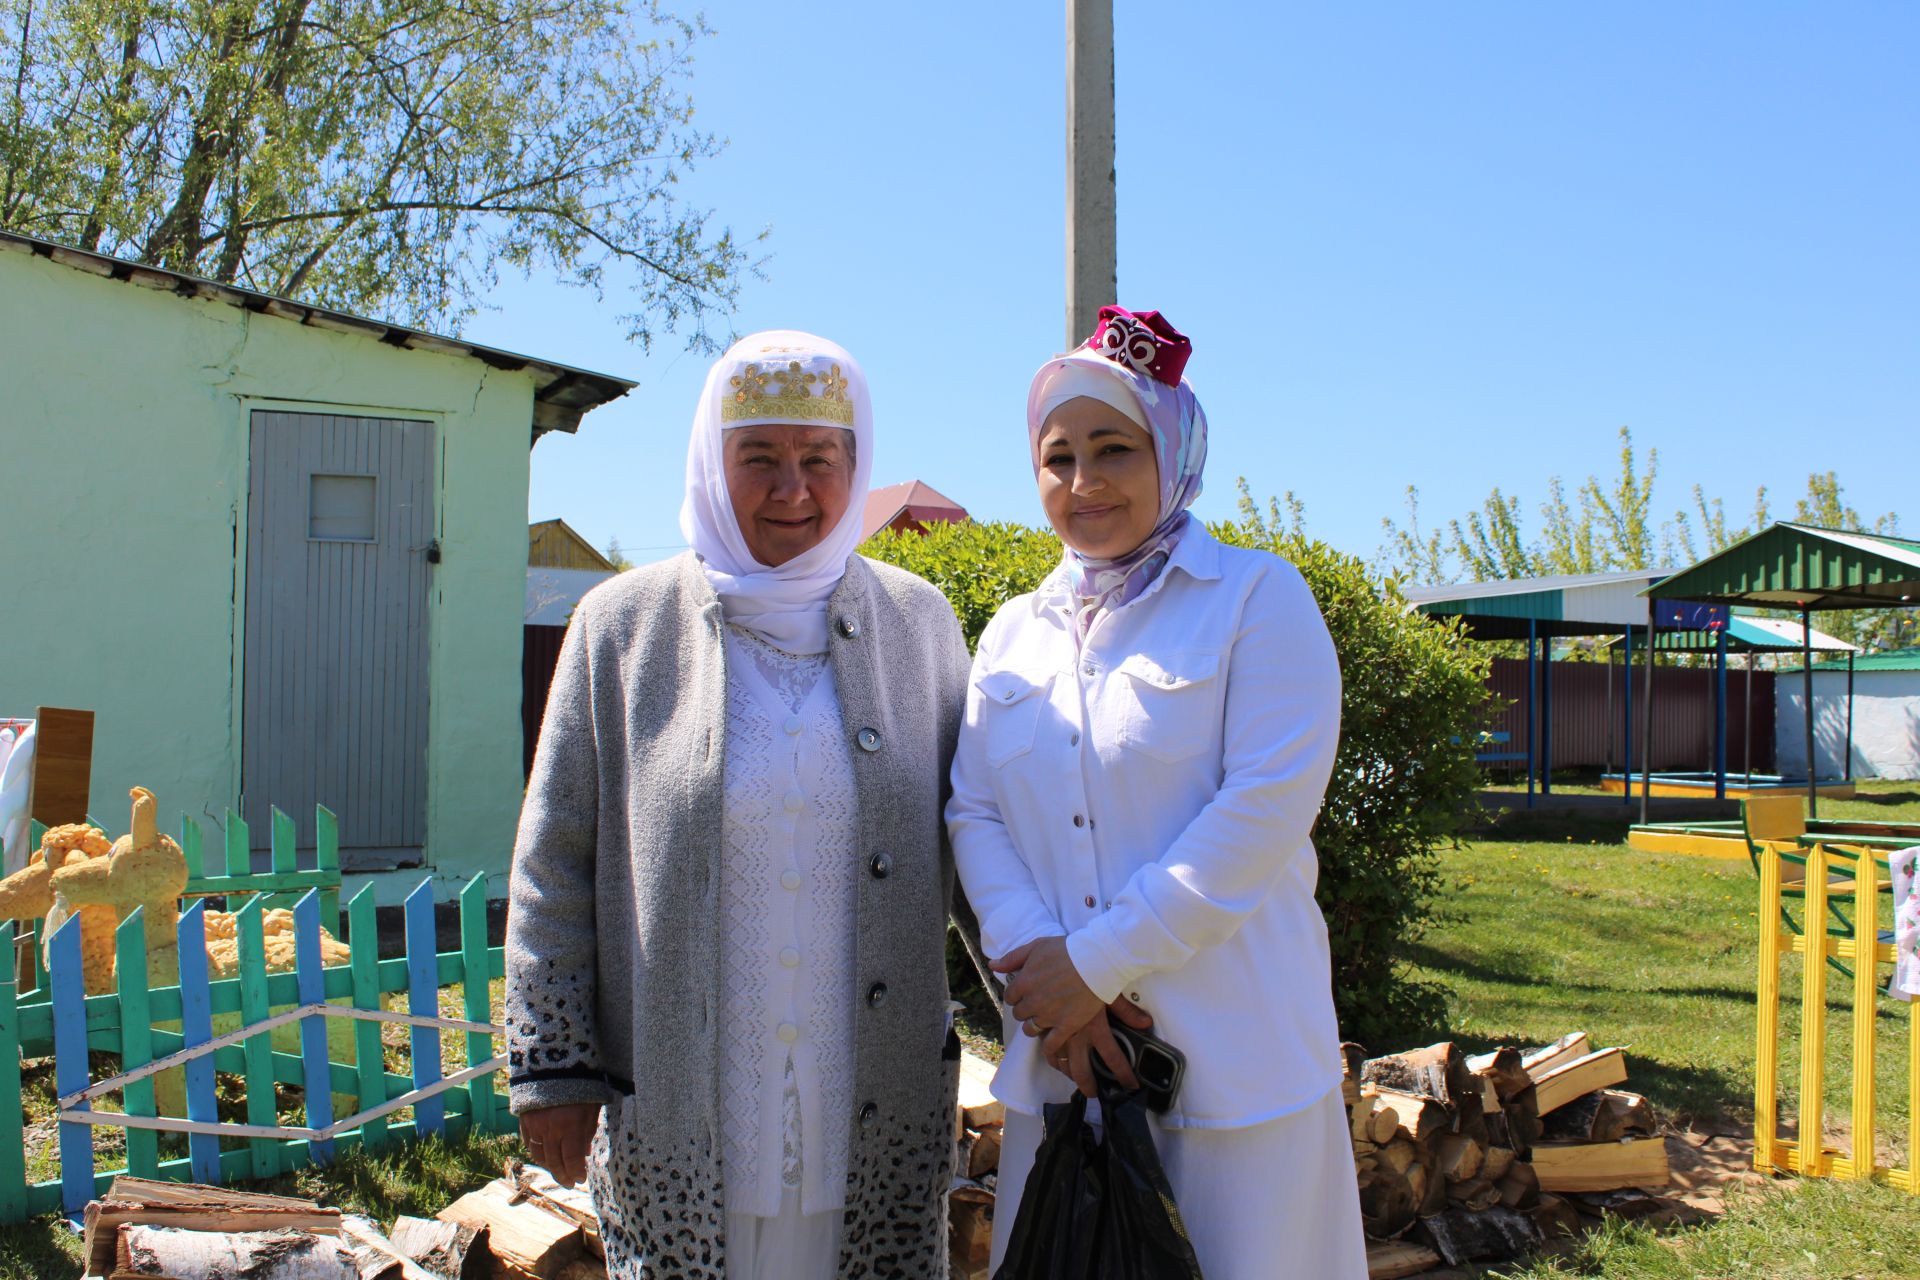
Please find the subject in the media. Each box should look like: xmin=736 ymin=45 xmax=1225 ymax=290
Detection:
xmin=720 ymin=345 xmax=856 ymax=427
xmin=1083 ymin=306 xmax=1192 ymax=387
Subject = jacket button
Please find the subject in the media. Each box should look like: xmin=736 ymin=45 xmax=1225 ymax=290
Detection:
xmin=869 ymin=853 xmax=892 ymax=879
xmin=860 ymin=1102 xmax=879 ymax=1128
xmin=839 ymin=616 xmax=861 ymax=639
xmin=868 ymin=982 xmax=888 ymax=1007
xmin=857 ymin=728 xmax=881 ymax=752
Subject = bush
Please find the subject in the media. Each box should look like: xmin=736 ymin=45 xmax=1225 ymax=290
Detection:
xmin=864 ymin=499 xmax=1491 ymax=1048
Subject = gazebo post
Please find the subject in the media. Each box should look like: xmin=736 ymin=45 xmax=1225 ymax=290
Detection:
xmin=1714 ymin=627 xmax=1728 ymax=800
xmin=1526 ymin=618 xmax=1537 ymax=810
xmin=1542 ymin=630 xmax=1554 ymax=797
xmin=1605 ymin=634 xmax=1615 ymax=778
xmin=1641 ymin=606 xmax=1656 ymax=825
xmin=1845 ymin=650 xmax=1855 ymax=782
xmin=1802 ymin=605 xmax=1817 ymax=819
xmin=1622 ymin=624 xmax=1634 ymax=806
xmin=1743 ymin=652 xmax=1754 ymax=786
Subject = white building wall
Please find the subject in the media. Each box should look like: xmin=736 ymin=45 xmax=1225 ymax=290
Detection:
xmin=1776 ymin=670 xmax=1920 ymax=781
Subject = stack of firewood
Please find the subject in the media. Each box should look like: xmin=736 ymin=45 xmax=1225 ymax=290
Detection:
xmin=950 ymin=1050 xmax=1003 ymax=1280
xmin=1352 ymin=1032 xmax=1669 ymax=1277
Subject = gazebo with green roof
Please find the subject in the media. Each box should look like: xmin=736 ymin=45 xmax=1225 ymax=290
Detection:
xmin=1644 ymin=522 xmax=1920 ymax=815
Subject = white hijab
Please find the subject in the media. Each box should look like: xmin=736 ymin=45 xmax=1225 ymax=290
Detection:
xmin=678 ymin=330 xmax=874 ymax=655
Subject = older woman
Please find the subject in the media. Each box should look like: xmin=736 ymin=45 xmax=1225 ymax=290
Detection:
xmin=947 ymin=309 xmax=1367 ymax=1277
xmin=506 ymin=331 xmax=971 ymax=1280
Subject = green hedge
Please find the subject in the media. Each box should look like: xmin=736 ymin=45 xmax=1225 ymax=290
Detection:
xmin=862 ymin=502 xmax=1489 ymax=1047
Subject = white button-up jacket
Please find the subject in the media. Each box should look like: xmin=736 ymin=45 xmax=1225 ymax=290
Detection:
xmin=948 ymin=524 xmax=1344 ymax=1128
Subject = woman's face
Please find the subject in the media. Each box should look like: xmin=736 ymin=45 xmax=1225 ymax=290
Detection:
xmin=724 ymin=423 xmax=855 ymax=567
xmin=1035 ymin=397 xmax=1161 ymax=559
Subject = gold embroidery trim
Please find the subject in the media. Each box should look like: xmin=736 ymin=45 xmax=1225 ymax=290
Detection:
xmin=720 ymin=394 xmax=855 ymax=425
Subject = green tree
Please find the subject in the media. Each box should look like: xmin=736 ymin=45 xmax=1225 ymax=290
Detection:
xmin=1379 ymin=485 xmax=1452 ymax=587
xmin=1448 ymin=488 xmax=1538 ymax=581
xmin=1790 ymin=473 xmax=1914 ymax=652
xmin=602 ymin=537 xmax=633 ymax=571
xmin=1 ymin=0 xmax=756 ymax=348
xmin=1579 ymin=426 xmax=1658 ymax=570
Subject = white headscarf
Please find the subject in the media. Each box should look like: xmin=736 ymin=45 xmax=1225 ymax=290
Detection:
xmin=678 ymin=330 xmax=874 ymax=655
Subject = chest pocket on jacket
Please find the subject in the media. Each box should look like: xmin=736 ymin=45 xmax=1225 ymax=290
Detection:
xmin=1114 ymin=652 xmax=1221 ymax=763
xmin=974 ymin=669 xmax=1053 ymax=767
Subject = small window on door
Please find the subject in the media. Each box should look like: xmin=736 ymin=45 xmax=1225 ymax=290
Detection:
xmin=310 ymin=473 xmax=377 ymax=541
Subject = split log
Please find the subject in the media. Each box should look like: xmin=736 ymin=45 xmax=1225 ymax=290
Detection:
xmin=508 ymin=1162 xmax=600 ymax=1232
xmin=1364 ymin=1239 xmax=1440 ymax=1279
xmin=1436 ymin=1132 xmax=1486 ymax=1184
xmin=1361 ymin=1043 xmax=1476 ymax=1119
xmin=113 ymin=1225 xmax=361 ymax=1280
xmin=439 ymin=1180 xmax=583 ymax=1279
xmin=1534 ymin=1048 xmax=1630 ymax=1115
xmin=340 ymin=1217 xmax=440 ymax=1280
xmin=1446 ymin=1176 xmax=1501 ymax=1213
xmin=390 ymin=1216 xmax=488 ymax=1280
xmin=1481 ymin=1146 xmax=1517 ymax=1183
xmin=958 ymin=1051 xmax=1003 ymax=1131
xmin=1466 ymin=1046 xmax=1534 ymax=1102
xmin=1415 ymin=1204 xmax=1542 ymax=1266
xmin=1343 ymin=1042 xmax=1368 ymax=1107
xmin=1497 ymin=1158 xmax=1541 ymax=1210
xmin=950 ymin=1184 xmax=995 ymax=1275
xmin=1502 ymin=1085 xmax=1543 ymax=1156
xmin=1529 ymin=1193 xmax=1585 ymax=1239
xmin=966 ymin=1124 xmax=1003 ymax=1179
xmin=1522 ymin=1032 xmax=1590 ymax=1078
xmin=1371 ymin=1088 xmax=1450 ymax=1145
xmin=1531 ymin=1138 xmax=1670 ymax=1193
xmin=1358 ymin=1167 xmax=1419 ymax=1240
xmin=1540 ymin=1089 xmax=1657 ymax=1144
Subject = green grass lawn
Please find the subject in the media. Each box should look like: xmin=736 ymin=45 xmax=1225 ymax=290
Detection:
xmin=3 ymin=790 xmax=1919 ymax=1278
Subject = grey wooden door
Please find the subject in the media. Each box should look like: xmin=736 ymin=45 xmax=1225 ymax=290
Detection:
xmin=243 ymin=411 xmax=435 ymax=870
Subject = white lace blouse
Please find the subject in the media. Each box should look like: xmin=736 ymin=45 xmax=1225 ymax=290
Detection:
xmin=718 ymin=624 xmax=860 ymax=1217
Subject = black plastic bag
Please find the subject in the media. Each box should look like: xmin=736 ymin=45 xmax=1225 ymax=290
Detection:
xmin=992 ymin=1083 xmax=1206 ymax=1279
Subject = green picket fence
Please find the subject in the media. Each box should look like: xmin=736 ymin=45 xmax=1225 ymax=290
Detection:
xmin=0 ymin=866 xmax=513 ymax=1222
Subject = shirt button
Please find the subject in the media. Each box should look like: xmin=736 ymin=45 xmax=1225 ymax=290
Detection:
xmin=1070 ymin=732 xmax=1080 ymax=746
xmin=869 ymin=853 xmax=892 ymax=879
xmin=784 ymin=789 xmax=805 ymax=813
xmin=781 ymin=869 xmax=802 ymax=891
xmin=779 ymin=946 xmax=801 ymax=969
xmin=784 ymin=714 xmax=803 ymax=736
xmin=776 ymin=1022 xmax=799 ymax=1044
xmin=867 ymin=982 xmax=888 ymax=1007
xmin=1084 ymin=895 xmax=1096 ymax=908
xmin=1082 ymin=663 xmax=1096 ymax=676
xmin=1072 ymin=814 xmax=1085 ymax=828
xmin=857 ymin=727 xmax=882 ymax=752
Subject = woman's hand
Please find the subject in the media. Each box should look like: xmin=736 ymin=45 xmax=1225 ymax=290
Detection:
xmin=1044 ymin=996 xmax=1157 ymax=1098
xmin=520 ymin=1102 xmax=603 ymax=1187
xmin=993 ymin=936 xmax=1106 ymax=1042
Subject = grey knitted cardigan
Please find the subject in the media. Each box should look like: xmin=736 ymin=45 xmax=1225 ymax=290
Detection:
xmin=505 ymin=551 xmax=972 ymax=1279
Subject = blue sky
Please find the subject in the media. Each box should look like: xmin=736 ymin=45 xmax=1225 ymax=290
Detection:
xmin=460 ymin=2 xmax=1918 ymax=571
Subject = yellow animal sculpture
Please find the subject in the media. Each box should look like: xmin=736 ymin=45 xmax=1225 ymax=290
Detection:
xmin=0 ymin=787 xmax=349 ymax=993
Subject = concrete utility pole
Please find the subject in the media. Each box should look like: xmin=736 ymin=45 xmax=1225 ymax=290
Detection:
xmin=1066 ymin=0 xmax=1116 ymax=349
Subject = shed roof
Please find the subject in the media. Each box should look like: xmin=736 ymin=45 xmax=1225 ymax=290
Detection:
xmin=860 ymin=480 xmax=969 ymax=542
xmin=1606 ymin=614 xmax=1857 ymax=655
xmin=1402 ymin=567 xmax=1678 ymax=639
xmin=1 ymin=229 xmax=636 ymax=444
xmin=1643 ymin=521 xmax=1920 ymax=610
xmin=1778 ymin=646 xmax=1920 ymax=676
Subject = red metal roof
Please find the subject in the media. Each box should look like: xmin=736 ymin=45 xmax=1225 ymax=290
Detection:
xmin=860 ymin=480 xmax=968 ymax=541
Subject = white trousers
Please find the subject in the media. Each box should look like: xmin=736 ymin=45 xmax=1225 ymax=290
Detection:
xmin=991 ymin=1085 xmax=1368 ymax=1280
xmin=724 ymin=1185 xmax=844 ymax=1280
